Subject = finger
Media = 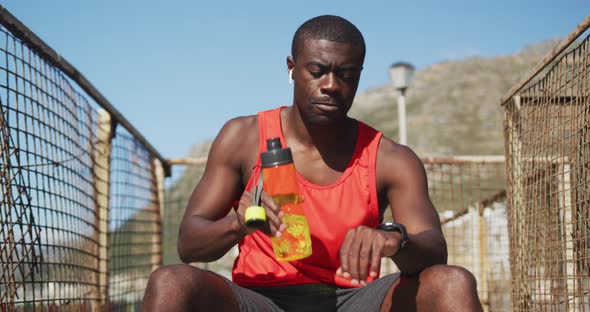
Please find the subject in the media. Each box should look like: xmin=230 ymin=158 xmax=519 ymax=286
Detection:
xmin=369 ymin=238 xmax=382 ymax=279
xmin=358 ymin=231 xmax=373 ymax=282
xmin=265 ymin=218 xmax=284 ymax=238
xmin=237 ymin=192 xmax=253 ymax=224
xmin=238 ymin=191 xmax=253 ymax=210
xmin=259 ymin=191 xmax=286 ymax=235
xmin=262 ymin=204 xmax=282 ymax=233
xmin=347 ymin=230 xmax=362 ymax=284
xmin=339 ymin=229 xmax=355 ymax=279
xmin=260 ymin=191 xmax=282 ymax=217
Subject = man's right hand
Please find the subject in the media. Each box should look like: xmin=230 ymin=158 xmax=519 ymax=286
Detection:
xmin=235 ymin=189 xmax=286 ymax=237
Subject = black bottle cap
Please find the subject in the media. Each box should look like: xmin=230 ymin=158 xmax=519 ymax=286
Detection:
xmin=260 ymin=138 xmax=293 ymax=167
xmin=267 ymin=138 xmax=282 ymax=150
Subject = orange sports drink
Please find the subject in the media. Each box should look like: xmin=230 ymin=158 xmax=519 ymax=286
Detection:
xmin=261 ymin=138 xmax=312 ymax=261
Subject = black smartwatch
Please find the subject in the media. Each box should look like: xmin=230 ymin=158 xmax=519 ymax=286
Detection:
xmin=376 ymin=222 xmax=408 ymax=249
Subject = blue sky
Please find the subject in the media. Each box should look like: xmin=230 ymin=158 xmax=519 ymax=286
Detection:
xmin=3 ymin=0 xmax=587 ymax=164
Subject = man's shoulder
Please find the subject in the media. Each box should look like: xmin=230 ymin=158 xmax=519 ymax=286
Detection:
xmin=221 ymin=105 xmax=283 ymax=133
xmin=209 ymin=114 xmax=258 ymax=164
xmin=221 ymin=114 xmax=258 ymax=135
xmin=376 ymin=135 xmax=424 ymax=183
xmin=218 ymin=105 xmax=286 ymax=145
xmin=376 ymin=135 xmax=417 ymax=160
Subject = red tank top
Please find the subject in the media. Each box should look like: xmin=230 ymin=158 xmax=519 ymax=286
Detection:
xmin=232 ymin=107 xmax=383 ymax=288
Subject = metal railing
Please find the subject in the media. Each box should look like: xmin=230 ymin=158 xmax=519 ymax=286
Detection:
xmin=502 ymin=16 xmax=590 ymax=312
xmin=0 ymin=7 xmax=167 ymax=310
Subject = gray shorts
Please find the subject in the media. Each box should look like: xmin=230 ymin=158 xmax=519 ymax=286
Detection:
xmin=215 ymin=273 xmax=401 ymax=312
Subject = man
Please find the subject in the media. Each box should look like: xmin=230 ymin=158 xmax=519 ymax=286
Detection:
xmin=143 ymin=15 xmax=482 ymax=311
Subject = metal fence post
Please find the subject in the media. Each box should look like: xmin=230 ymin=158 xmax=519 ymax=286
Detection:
xmin=558 ymin=160 xmax=576 ymax=308
xmin=152 ymin=158 xmax=165 ymax=271
xmin=94 ymin=109 xmax=113 ymax=307
xmin=505 ymin=95 xmax=529 ymax=310
xmin=478 ymin=203 xmax=489 ymax=310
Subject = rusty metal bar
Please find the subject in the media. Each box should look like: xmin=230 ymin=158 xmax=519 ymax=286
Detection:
xmin=500 ymin=16 xmax=590 ymax=105
xmin=479 ymin=190 xmax=507 ymax=213
xmin=420 ymin=155 xmax=505 ymax=164
xmin=166 ymin=157 xmax=207 ymax=166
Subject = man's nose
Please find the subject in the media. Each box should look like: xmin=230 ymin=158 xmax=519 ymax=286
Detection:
xmin=320 ymin=72 xmax=340 ymax=93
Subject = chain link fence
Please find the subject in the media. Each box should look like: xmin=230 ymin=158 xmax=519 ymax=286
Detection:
xmin=502 ymin=16 xmax=590 ymax=312
xmin=0 ymin=8 xmax=167 ymax=310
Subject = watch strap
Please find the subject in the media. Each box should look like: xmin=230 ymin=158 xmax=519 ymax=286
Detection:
xmin=376 ymin=222 xmax=408 ymax=249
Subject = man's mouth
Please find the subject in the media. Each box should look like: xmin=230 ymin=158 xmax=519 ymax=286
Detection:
xmin=311 ymin=99 xmax=340 ymax=112
xmin=314 ymin=102 xmax=339 ymax=112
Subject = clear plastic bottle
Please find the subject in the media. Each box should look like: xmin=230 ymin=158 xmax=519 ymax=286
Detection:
xmin=261 ymin=138 xmax=312 ymax=261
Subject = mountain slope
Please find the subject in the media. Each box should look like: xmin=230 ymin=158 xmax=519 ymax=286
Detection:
xmin=350 ymin=38 xmax=560 ymax=156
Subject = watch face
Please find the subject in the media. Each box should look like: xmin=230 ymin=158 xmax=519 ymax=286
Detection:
xmin=376 ymin=222 xmax=397 ymax=231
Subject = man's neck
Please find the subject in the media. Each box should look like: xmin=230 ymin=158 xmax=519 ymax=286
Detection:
xmin=282 ymin=106 xmax=356 ymax=153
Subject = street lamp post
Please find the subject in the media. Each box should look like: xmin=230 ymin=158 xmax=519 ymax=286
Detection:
xmin=389 ymin=62 xmax=415 ymax=146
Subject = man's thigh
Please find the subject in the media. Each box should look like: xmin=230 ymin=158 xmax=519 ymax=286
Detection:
xmin=214 ymin=273 xmax=285 ymax=312
xmin=248 ymin=273 xmax=402 ymax=312
xmin=335 ymin=273 xmax=402 ymax=312
xmin=216 ymin=273 xmax=401 ymax=312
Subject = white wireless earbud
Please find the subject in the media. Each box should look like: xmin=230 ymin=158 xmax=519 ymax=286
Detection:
xmin=288 ymin=69 xmax=293 ymax=84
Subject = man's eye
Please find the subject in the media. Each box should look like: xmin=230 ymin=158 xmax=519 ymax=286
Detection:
xmin=337 ymin=70 xmax=359 ymax=79
xmin=309 ymin=71 xmax=323 ymax=78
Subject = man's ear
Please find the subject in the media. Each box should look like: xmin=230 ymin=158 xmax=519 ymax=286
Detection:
xmin=286 ymin=56 xmax=294 ymax=71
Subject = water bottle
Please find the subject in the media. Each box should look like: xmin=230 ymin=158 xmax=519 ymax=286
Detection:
xmin=261 ymin=138 xmax=312 ymax=261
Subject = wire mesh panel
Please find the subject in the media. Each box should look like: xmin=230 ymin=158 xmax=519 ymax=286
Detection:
xmin=504 ymin=26 xmax=590 ymax=311
xmin=376 ymin=158 xmax=510 ymax=310
xmin=108 ymin=127 xmax=161 ymax=308
xmin=0 ymin=25 xmax=101 ymax=310
xmin=424 ymin=157 xmax=509 ymax=312
xmin=0 ymin=14 xmax=165 ymax=310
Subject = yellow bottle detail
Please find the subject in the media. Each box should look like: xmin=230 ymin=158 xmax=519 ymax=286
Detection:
xmin=270 ymin=194 xmax=312 ymax=262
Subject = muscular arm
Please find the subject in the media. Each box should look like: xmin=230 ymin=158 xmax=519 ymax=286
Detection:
xmin=177 ymin=116 xmax=254 ymax=263
xmin=338 ymin=137 xmax=447 ymax=284
xmin=378 ymin=139 xmax=447 ymax=274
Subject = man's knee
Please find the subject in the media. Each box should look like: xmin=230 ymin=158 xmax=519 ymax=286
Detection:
xmin=144 ymin=265 xmax=239 ymax=312
xmin=419 ymin=264 xmax=478 ymax=295
xmin=146 ymin=264 xmax=203 ymax=295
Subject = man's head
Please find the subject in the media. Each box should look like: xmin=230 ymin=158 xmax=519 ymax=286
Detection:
xmin=291 ymin=15 xmax=366 ymax=62
xmin=288 ymin=15 xmax=365 ymax=125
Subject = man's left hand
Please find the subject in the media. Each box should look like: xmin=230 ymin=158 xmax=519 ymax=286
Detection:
xmin=336 ymin=225 xmax=402 ymax=286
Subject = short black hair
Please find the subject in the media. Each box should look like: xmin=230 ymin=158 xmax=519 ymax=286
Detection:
xmin=291 ymin=15 xmax=366 ymax=61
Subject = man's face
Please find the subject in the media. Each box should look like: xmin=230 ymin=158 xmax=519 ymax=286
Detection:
xmin=290 ymin=39 xmax=364 ymax=125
